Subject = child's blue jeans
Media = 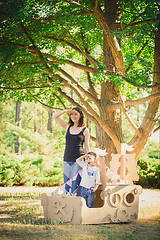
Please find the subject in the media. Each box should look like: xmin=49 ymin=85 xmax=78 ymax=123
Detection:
xmin=81 ymin=186 xmax=95 ymax=208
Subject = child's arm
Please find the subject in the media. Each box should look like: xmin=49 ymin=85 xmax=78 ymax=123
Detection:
xmin=76 ymin=154 xmax=87 ymax=162
xmin=76 ymin=154 xmax=87 ymax=168
xmin=91 ymin=184 xmax=99 ymax=192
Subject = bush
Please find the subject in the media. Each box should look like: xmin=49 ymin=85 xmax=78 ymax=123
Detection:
xmin=137 ymin=158 xmax=160 ymax=189
xmin=0 ymin=153 xmax=63 ymax=187
xmin=0 ymin=154 xmax=24 ymax=186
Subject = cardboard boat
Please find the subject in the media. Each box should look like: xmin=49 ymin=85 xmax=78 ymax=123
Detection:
xmin=41 ymin=152 xmax=142 ymax=224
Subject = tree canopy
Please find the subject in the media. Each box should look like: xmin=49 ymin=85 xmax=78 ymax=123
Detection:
xmin=0 ymin=0 xmax=160 ymax=160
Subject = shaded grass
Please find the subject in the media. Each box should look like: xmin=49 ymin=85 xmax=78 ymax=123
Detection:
xmin=0 ymin=187 xmax=160 ymax=240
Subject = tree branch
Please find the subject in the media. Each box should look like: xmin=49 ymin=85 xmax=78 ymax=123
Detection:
xmin=43 ymin=36 xmax=82 ymax=53
xmin=90 ymin=4 xmax=125 ymax=74
xmin=49 ymin=73 xmax=99 ymax=117
xmin=58 ymin=84 xmax=121 ymax=153
xmin=112 ymin=20 xmax=157 ymax=31
xmin=20 ymin=22 xmax=55 ymax=77
xmin=90 ymin=135 xmax=97 ymax=144
xmin=80 ymin=29 xmax=99 ymax=99
xmin=63 ymin=27 xmax=98 ymax=69
xmin=51 ymin=92 xmax=67 ymax=109
xmin=127 ymin=12 xmax=145 ymax=27
xmin=42 ymin=36 xmax=98 ymax=66
xmin=63 ymin=0 xmax=93 ymax=14
xmin=8 ymin=79 xmax=63 ymax=110
xmin=128 ymin=18 xmax=158 ymax=27
xmin=44 ymin=53 xmax=96 ymax=74
xmin=20 ymin=23 xmax=99 ymax=100
xmin=14 ymin=61 xmax=42 ymax=66
xmin=95 ymin=0 xmax=99 ymax=9
xmin=53 ymin=67 xmax=100 ymax=109
xmin=87 ymin=71 xmax=99 ymax=99
xmin=121 ymin=75 xmax=160 ymax=88
xmin=14 ymin=43 xmax=35 ymax=51
xmin=126 ymin=40 xmax=149 ymax=73
xmin=33 ymin=8 xmax=90 ymax=22
xmin=58 ymin=88 xmax=99 ymax=126
xmin=118 ymin=92 xmax=140 ymax=135
xmin=26 ymin=89 xmax=63 ymax=110
xmin=153 ymin=125 xmax=160 ymax=133
xmin=0 ymin=85 xmax=51 ymax=90
xmin=110 ymin=92 xmax=160 ymax=110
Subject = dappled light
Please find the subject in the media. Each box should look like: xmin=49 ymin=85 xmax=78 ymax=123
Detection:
xmin=0 ymin=0 xmax=160 ymax=238
xmin=0 ymin=187 xmax=160 ymax=239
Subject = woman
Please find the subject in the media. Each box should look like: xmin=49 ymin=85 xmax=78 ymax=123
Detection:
xmin=53 ymin=107 xmax=90 ymax=195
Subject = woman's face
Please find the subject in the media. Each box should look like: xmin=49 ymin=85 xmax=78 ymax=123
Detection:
xmin=70 ymin=110 xmax=81 ymax=124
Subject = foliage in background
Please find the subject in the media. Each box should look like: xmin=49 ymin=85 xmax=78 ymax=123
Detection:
xmin=0 ymin=0 xmax=159 ymax=161
xmin=0 ymin=153 xmax=63 ymax=187
xmin=0 ymin=100 xmax=65 ymax=186
xmin=0 ymin=100 xmax=159 ymax=188
xmin=137 ymin=141 xmax=160 ymax=188
xmin=137 ymin=158 xmax=160 ymax=189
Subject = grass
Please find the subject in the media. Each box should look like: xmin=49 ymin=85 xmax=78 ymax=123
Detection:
xmin=0 ymin=187 xmax=160 ymax=240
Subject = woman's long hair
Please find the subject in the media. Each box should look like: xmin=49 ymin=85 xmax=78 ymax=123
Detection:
xmin=68 ymin=107 xmax=85 ymax=127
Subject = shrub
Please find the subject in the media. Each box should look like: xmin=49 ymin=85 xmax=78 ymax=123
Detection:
xmin=0 ymin=154 xmax=25 ymax=186
xmin=0 ymin=153 xmax=63 ymax=187
xmin=137 ymin=158 xmax=160 ymax=189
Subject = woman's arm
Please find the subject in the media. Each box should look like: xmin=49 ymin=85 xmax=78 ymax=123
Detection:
xmin=84 ymin=128 xmax=91 ymax=153
xmin=53 ymin=109 xmax=75 ymax=130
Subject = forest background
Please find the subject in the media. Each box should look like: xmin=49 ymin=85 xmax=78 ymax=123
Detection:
xmin=0 ymin=100 xmax=159 ymax=188
xmin=0 ymin=0 xmax=160 ymax=189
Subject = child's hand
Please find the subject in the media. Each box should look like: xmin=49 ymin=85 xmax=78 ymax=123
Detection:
xmin=91 ymin=187 xmax=96 ymax=193
xmin=91 ymin=184 xmax=99 ymax=192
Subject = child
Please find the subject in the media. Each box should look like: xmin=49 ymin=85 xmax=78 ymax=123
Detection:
xmin=76 ymin=152 xmax=100 ymax=208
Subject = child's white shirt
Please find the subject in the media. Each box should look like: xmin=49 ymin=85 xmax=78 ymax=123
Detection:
xmin=76 ymin=159 xmax=100 ymax=189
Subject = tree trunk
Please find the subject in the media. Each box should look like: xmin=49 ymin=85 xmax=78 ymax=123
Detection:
xmin=96 ymin=0 xmax=123 ymax=165
xmin=95 ymin=0 xmax=160 ymax=163
xmin=97 ymin=81 xmax=123 ymax=165
xmin=15 ymin=102 xmax=22 ymax=155
xmin=33 ymin=104 xmax=37 ymax=132
xmin=47 ymin=108 xmax=54 ymax=133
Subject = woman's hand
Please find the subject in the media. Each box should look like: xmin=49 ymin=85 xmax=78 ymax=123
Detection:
xmin=66 ymin=109 xmax=77 ymax=114
xmin=53 ymin=109 xmax=72 ymax=130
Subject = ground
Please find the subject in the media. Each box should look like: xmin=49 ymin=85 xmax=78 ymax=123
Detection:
xmin=0 ymin=187 xmax=160 ymax=240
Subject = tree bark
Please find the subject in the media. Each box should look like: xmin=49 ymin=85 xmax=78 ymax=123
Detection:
xmin=96 ymin=0 xmax=123 ymax=165
xmin=47 ymin=108 xmax=55 ymax=133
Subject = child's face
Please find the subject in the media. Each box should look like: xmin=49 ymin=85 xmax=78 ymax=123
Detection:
xmin=86 ymin=154 xmax=96 ymax=167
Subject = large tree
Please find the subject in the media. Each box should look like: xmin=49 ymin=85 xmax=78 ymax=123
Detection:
xmin=0 ymin=0 xmax=160 ymax=162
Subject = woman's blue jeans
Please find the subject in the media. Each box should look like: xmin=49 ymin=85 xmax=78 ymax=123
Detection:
xmin=81 ymin=186 xmax=95 ymax=208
